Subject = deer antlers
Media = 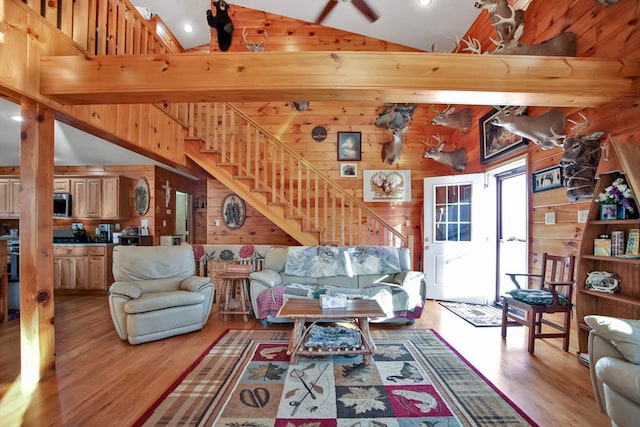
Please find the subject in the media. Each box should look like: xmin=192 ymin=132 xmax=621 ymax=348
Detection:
xmin=242 ymin=27 xmax=268 ymax=52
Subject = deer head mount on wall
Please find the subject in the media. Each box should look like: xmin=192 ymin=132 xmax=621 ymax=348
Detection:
xmin=473 ymin=0 xmax=577 ymax=56
xmin=375 ymin=103 xmax=417 ymax=165
xmin=430 ymin=105 xmax=473 ymax=134
xmin=422 ymin=135 xmax=467 ymax=172
xmin=559 ymin=114 xmax=603 ymax=202
xmin=489 ymin=106 xmax=567 ymax=149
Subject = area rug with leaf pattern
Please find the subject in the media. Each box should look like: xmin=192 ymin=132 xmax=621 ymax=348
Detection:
xmin=134 ymin=329 xmax=537 ymax=427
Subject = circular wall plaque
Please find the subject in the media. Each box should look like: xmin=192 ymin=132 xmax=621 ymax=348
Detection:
xmin=134 ymin=177 xmax=150 ymax=216
xmin=221 ymin=193 xmax=246 ymax=230
xmin=311 ymin=125 xmax=327 ymax=142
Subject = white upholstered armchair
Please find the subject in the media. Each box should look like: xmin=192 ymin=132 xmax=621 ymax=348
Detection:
xmin=585 ymin=315 xmax=640 ymax=427
xmin=108 ymin=245 xmax=214 ymax=345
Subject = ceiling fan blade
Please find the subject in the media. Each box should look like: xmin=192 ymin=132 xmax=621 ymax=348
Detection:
xmin=351 ymin=0 xmax=379 ymax=22
xmin=316 ymin=1 xmax=337 ymax=24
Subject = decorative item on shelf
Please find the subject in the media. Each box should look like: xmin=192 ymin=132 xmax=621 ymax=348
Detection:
xmin=594 ymin=235 xmax=612 ymax=256
xmin=596 ymin=176 xmax=637 ymax=219
xmin=626 ymin=228 xmax=639 ymax=255
xmin=585 ymin=271 xmax=620 ymax=294
xmin=195 ymin=195 xmax=207 ymax=209
xmin=611 ymin=231 xmax=625 ymax=256
xmin=600 ymin=204 xmax=618 ymax=220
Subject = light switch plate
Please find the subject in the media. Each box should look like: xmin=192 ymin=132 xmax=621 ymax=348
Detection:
xmin=578 ymin=209 xmax=589 ymax=223
xmin=544 ymin=211 xmax=556 ymax=225
xmin=141 ymin=219 xmax=148 ymax=227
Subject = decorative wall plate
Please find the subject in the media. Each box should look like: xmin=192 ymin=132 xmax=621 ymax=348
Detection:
xmin=134 ymin=177 xmax=150 ymax=216
xmin=311 ymin=125 xmax=327 ymax=142
xmin=221 ymin=193 xmax=246 ymax=230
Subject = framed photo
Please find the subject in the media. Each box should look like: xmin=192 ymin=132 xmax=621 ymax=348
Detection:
xmin=363 ymin=170 xmax=411 ymax=202
xmin=337 ymin=131 xmax=361 ymax=161
xmin=221 ymin=193 xmax=246 ymax=230
xmin=532 ymin=165 xmax=564 ymax=193
xmin=600 ymin=204 xmax=618 ymax=220
xmin=340 ymin=163 xmax=358 ymax=178
xmin=479 ymin=108 xmax=528 ymax=164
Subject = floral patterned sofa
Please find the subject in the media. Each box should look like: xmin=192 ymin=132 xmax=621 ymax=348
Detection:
xmin=248 ymin=245 xmax=426 ymax=325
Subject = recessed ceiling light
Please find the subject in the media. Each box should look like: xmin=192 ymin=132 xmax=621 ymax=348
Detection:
xmin=184 ymin=24 xmax=193 ymax=33
xmin=418 ymin=0 xmax=432 ymax=6
xmin=11 ymin=115 xmax=22 ymax=122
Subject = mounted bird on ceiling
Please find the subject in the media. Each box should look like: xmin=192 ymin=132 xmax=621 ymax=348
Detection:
xmin=316 ymin=0 xmax=379 ymax=24
xmin=206 ymin=0 xmax=234 ymax=52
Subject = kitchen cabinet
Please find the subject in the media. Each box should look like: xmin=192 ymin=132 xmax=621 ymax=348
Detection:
xmin=101 ymin=176 xmax=131 ymax=219
xmin=53 ymin=178 xmax=70 ymax=193
xmin=54 ymin=246 xmax=89 ymax=290
xmin=54 ymin=244 xmax=113 ymax=294
xmin=71 ymin=178 xmax=102 ymax=218
xmin=576 ymin=140 xmax=640 ymax=364
xmin=0 ymin=178 xmax=20 ymax=218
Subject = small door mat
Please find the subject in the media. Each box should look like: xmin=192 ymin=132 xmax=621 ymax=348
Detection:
xmin=439 ymin=301 xmax=505 ymax=327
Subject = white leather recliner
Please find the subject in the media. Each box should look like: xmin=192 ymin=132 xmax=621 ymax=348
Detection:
xmin=585 ymin=315 xmax=640 ymax=427
xmin=108 ymin=245 xmax=214 ymax=345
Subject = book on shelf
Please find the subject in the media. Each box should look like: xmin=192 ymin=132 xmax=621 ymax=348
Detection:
xmin=626 ymin=228 xmax=639 ymax=255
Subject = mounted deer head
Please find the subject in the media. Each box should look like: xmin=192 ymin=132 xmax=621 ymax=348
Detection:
xmin=558 ymin=113 xmax=603 ymax=202
xmin=375 ymin=103 xmax=417 ymax=130
xmin=380 ymin=127 xmax=408 ymax=165
xmin=474 ymin=0 xmax=524 ymax=46
xmin=490 ymin=106 xmax=566 ymax=149
xmin=495 ymin=32 xmax=577 ymax=56
xmin=430 ymin=105 xmax=473 ymax=134
xmin=422 ymin=135 xmax=467 ymax=172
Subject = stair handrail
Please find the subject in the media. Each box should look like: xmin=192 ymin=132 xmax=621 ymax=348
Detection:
xmin=220 ymin=102 xmax=408 ymax=247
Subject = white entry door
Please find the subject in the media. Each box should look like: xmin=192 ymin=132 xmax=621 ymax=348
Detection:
xmin=423 ymin=174 xmax=494 ymax=304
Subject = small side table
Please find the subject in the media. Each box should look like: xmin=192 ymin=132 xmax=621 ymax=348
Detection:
xmin=217 ymin=272 xmax=252 ymax=322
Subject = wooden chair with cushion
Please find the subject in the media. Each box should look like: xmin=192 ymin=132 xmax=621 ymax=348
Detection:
xmin=501 ymin=253 xmax=576 ymax=354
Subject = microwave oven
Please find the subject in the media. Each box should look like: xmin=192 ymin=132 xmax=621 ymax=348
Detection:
xmin=53 ymin=193 xmax=72 ymax=217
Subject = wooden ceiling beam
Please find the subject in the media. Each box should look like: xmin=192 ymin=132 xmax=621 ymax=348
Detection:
xmin=40 ymin=52 xmax=640 ymax=107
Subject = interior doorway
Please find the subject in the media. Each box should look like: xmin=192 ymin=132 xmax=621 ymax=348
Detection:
xmin=490 ymin=159 xmax=528 ymax=304
xmin=175 ymin=191 xmax=190 ymax=244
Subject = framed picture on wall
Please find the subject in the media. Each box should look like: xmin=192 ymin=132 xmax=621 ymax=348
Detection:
xmin=221 ymin=193 xmax=246 ymax=230
xmin=340 ymin=163 xmax=358 ymax=177
xmin=479 ymin=108 xmax=528 ymax=164
xmin=532 ymin=165 xmax=564 ymax=193
xmin=337 ymin=132 xmax=361 ymax=161
xmin=363 ymin=170 xmax=411 ymax=202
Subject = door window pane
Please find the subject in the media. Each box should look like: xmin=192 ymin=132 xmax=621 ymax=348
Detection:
xmin=433 ymin=183 xmax=471 ymax=242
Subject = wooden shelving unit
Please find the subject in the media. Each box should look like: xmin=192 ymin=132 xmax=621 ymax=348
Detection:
xmin=576 ymin=140 xmax=640 ymax=364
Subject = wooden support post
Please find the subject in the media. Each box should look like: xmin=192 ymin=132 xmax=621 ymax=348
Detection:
xmin=19 ymin=103 xmax=56 ymax=385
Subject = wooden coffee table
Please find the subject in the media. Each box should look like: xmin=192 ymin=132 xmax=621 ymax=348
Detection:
xmin=276 ymin=298 xmax=385 ymax=365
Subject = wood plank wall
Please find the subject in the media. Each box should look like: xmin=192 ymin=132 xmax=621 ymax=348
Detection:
xmin=194 ymin=1 xmax=640 ymax=268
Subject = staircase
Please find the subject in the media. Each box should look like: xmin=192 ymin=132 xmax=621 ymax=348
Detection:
xmin=185 ymin=102 xmax=408 ymax=247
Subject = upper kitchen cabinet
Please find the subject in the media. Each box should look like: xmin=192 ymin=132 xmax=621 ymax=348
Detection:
xmin=0 ymin=178 xmax=20 ymax=218
xmin=71 ymin=178 xmax=102 ymax=218
xmin=101 ymin=176 xmax=131 ymax=219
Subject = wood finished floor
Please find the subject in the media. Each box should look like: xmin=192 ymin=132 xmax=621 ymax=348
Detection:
xmin=0 ymin=296 xmax=610 ymax=427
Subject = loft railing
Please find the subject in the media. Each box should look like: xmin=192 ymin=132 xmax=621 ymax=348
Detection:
xmin=187 ymin=102 xmax=408 ymax=247
xmin=26 ymin=0 xmax=187 ymax=124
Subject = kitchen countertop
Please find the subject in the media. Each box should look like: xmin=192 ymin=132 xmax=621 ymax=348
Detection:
xmin=53 ymin=242 xmax=115 ymax=247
